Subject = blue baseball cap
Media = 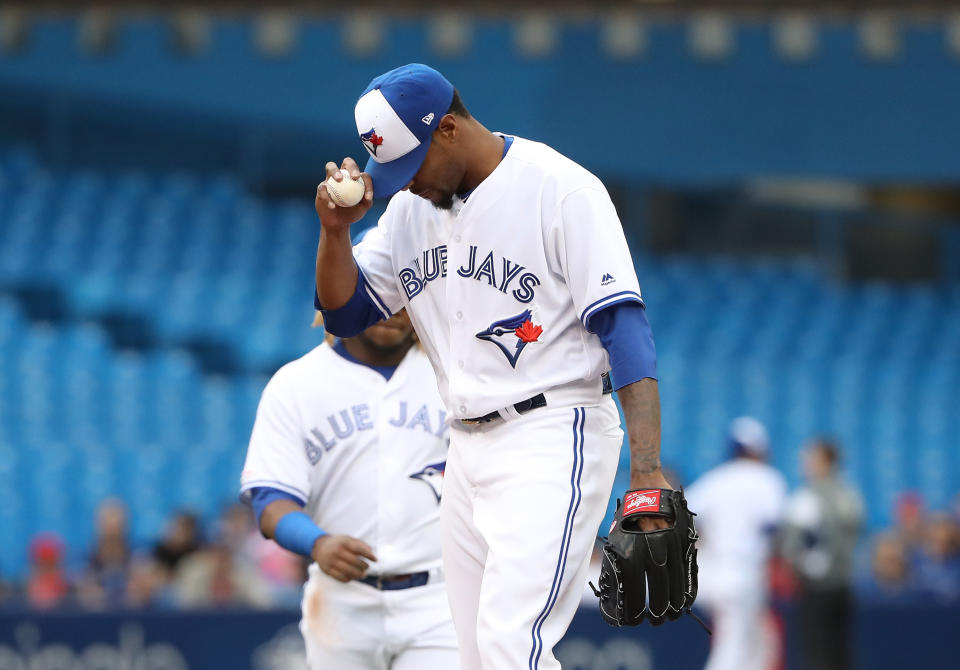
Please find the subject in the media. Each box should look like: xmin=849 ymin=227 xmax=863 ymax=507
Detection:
xmin=354 ymin=64 xmax=455 ymax=198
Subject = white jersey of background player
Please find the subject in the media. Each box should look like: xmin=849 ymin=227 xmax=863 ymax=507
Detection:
xmin=315 ymin=64 xmax=679 ymax=670
xmin=240 ymin=311 xmax=458 ymax=670
xmin=684 ymin=417 xmax=788 ymax=670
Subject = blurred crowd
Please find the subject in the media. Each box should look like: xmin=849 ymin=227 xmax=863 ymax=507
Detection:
xmin=855 ymin=491 xmax=960 ymax=606
xmin=1 ymin=500 xmax=307 ymax=611
xmin=1 ymin=445 xmax=958 ymax=614
xmin=675 ymin=423 xmax=960 ymax=670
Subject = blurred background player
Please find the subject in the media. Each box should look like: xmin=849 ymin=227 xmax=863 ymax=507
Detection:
xmin=685 ymin=417 xmax=787 ymax=670
xmin=781 ymin=438 xmax=864 ymax=670
xmin=239 ymin=310 xmax=457 ymax=669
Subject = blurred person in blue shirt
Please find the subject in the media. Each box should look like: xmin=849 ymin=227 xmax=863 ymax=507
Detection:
xmin=915 ymin=513 xmax=960 ymax=604
xmin=855 ymin=533 xmax=919 ymax=605
xmin=76 ymin=498 xmax=132 ymax=610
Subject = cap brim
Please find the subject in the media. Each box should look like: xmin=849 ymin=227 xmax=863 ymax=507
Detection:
xmin=364 ymin=138 xmax=432 ymax=199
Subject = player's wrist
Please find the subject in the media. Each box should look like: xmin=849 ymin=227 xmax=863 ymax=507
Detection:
xmin=629 ymin=467 xmax=671 ymax=491
xmin=274 ymin=511 xmax=326 ymax=558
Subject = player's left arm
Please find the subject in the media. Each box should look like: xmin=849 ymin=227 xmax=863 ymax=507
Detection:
xmin=554 ymin=184 xmax=671 ymax=527
xmin=590 ymin=308 xmax=670 ymax=482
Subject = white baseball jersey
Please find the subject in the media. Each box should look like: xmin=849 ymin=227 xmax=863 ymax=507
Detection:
xmin=353 ymin=135 xmax=643 ymax=420
xmin=240 ymin=342 xmax=449 ymax=575
xmin=685 ymin=459 xmax=788 ymax=595
xmin=685 ymin=459 xmax=787 ymax=670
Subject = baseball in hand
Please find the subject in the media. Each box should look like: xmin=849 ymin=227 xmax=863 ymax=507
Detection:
xmin=326 ymin=174 xmax=366 ymax=207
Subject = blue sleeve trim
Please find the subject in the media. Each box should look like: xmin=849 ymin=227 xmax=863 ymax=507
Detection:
xmin=318 ymin=267 xmax=389 ymax=337
xmin=240 ymin=479 xmax=310 ymax=503
xmin=274 ymin=511 xmax=326 ymax=558
xmin=249 ymin=487 xmax=305 ymax=527
xmin=580 ymin=290 xmax=644 ymax=329
xmin=589 ymin=302 xmax=657 ymax=389
xmin=359 ymin=267 xmax=393 ymax=320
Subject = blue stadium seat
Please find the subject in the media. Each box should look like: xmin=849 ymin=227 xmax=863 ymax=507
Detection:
xmin=2 ymin=148 xmax=958 ymax=578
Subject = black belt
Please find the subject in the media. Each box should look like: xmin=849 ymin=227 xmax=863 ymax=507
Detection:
xmin=359 ymin=571 xmax=429 ymax=591
xmin=461 ymin=372 xmax=613 ymax=425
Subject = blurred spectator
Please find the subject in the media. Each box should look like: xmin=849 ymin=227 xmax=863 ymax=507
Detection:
xmin=915 ymin=513 xmax=960 ymax=604
xmin=781 ymin=438 xmax=863 ymax=670
xmin=25 ymin=533 xmax=70 ymax=609
xmin=174 ymin=503 xmax=271 ymax=609
xmin=248 ymin=536 xmax=309 ymax=609
xmin=892 ymin=491 xmax=926 ymax=556
xmin=153 ymin=510 xmax=201 ymax=575
xmin=125 ymin=556 xmax=176 ymax=609
xmin=856 ymin=534 xmax=917 ymax=604
xmin=174 ymin=540 xmax=272 ymax=609
xmin=218 ymin=502 xmax=259 ymax=562
xmin=77 ymin=498 xmax=132 ymax=609
xmin=685 ymin=417 xmax=787 ymax=670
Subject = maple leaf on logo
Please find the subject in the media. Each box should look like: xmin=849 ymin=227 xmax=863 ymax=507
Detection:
xmin=369 ymin=132 xmax=383 ymax=147
xmin=515 ymin=320 xmax=543 ymax=343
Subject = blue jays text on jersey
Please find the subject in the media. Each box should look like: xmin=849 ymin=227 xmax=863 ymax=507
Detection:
xmin=399 ymin=244 xmax=541 ymax=304
xmin=304 ymin=400 xmax=449 ymax=464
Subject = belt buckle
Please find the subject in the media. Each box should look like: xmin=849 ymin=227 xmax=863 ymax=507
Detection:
xmin=460 ymin=418 xmax=482 ymax=425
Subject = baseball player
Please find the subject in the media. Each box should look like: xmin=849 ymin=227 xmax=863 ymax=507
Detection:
xmin=239 ymin=310 xmax=458 ymax=669
xmin=313 ymin=64 xmax=696 ymax=669
xmin=684 ymin=418 xmax=787 ymax=670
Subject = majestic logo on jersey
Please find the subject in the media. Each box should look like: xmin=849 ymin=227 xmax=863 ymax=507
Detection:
xmin=399 ymin=244 xmax=540 ymax=305
xmin=623 ymin=490 xmax=662 ymax=516
xmin=601 ymin=273 xmax=616 ymax=286
xmin=360 ymin=128 xmax=384 ymax=156
xmin=410 ymin=461 xmax=446 ymax=503
xmin=475 ymin=310 xmax=543 ymax=368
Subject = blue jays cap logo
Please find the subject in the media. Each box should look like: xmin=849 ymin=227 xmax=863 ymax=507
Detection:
xmin=360 ymin=128 xmax=384 ymax=157
xmin=475 ymin=310 xmax=543 ymax=368
xmin=410 ymin=461 xmax=445 ymax=503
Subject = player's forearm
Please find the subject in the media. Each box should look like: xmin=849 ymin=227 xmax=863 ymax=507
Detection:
xmin=617 ymin=378 xmax=670 ymax=488
xmin=316 ymin=227 xmax=360 ymax=311
xmin=259 ymin=499 xmax=305 ymax=539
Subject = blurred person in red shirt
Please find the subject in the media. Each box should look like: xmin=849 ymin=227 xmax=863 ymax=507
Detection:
xmin=893 ymin=491 xmax=926 ymax=556
xmin=26 ymin=532 xmax=70 ymax=609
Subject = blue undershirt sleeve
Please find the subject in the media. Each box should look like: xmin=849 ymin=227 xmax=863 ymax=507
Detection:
xmin=314 ymin=267 xmax=388 ymax=337
xmin=249 ymin=487 xmax=325 ymax=558
xmin=274 ymin=512 xmax=326 ymax=558
xmin=588 ymin=302 xmax=658 ymax=390
xmin=249 ymin=486 xmax=306 ymax=526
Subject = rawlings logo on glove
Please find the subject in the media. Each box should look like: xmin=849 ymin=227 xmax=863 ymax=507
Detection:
xmin=590 ymin=488 xmax=708 ymax=633
xmin=624 ymin=490 xmax=661 ymax=514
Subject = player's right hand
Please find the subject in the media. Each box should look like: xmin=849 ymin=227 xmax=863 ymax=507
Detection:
xmin=315 ymin=158 xmax=374 ymax=232
xmin=312 ymin=534 xmax=378 ymax=582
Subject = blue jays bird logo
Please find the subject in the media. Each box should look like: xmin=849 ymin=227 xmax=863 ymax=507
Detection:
xmin=360 ymin=128 xmax=384 ymax=156
xmin=475 ymin=310 xmax=543 ymax=368
xmin=410 ymin=461 xmax=446 ymax=503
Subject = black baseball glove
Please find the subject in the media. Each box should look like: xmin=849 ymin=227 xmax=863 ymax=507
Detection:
xmin=589 ymin=488 xmax=703 ymax=629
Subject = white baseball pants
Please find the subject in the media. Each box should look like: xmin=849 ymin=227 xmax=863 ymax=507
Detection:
xmin=441 ymin=400 xmax=622 ymax=670
xmin=299 ymin=565 xmax=458 ymax=669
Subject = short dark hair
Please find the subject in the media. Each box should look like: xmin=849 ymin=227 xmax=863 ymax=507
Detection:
xmin=446 ymin=89 xmax=470 ymax=118
xmin=812 ymin=437 xmax=840 ymax=466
